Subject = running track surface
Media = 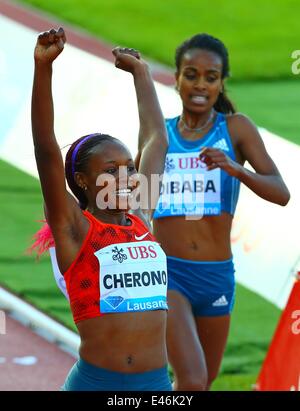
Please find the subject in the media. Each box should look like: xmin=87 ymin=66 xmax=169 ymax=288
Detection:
xmin=0 ymin=315 xmax=76 ymax=391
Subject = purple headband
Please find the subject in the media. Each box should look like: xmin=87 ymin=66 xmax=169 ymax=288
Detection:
xmin=71 ymin=133 xmax=99 ymax=176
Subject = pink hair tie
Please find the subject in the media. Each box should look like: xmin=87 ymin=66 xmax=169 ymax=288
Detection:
xmin=28 ymin=221 xmax=55 ymax=256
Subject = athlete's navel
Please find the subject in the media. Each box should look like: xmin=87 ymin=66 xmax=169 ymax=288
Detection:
xmin=190 ymin=241 xmax=198 ymax=251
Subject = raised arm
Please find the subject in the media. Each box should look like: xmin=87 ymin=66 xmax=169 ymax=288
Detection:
xmin=112 ymin=48 xmax=168 ymax=222
xmin=32 ymin=28 xmax=82 ymax=229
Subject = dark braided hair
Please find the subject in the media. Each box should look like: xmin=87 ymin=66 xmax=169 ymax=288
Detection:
xmin=175 ymin=33 xmax=236 ymax=114
xmin=65 ymin=133 xmax=119 ymax=210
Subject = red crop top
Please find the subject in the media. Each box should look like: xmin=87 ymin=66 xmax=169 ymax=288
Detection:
xmin=64 ymin=211 xmax=168 ymax=323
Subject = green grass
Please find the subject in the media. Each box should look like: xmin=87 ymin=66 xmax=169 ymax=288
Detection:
xmin=0 ymin=159 xmax=74 ymax=329
xmin=212 ymin=374 xmax=258 ymax=391
xmin=18 ymin=0 xmax=299 ymax=81
xmin=0 ymin=159 xmax=280 ymax=390
xmin=212 ymin=285 xmax=281 ymax=391
xmin=228 ymin=80 xmax=300 ymax=145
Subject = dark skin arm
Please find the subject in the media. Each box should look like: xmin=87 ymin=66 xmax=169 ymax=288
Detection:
xmin=199 ymin=113 xmax=290 ymax=206
xmin=32 ymin=28 xmax=88 ymax=273
xmin=112 ymin=48 xmax=168 ymax=225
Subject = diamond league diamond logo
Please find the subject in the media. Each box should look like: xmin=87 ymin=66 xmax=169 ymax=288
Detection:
xmin=104 ymin=296 xmax=124 ymax=310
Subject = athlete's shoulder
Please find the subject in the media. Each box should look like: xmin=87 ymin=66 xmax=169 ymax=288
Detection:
xmin=225 ymin=112 xmax=256 ymax=128
xmin=225 ymin=112 xmax=260 ymax=143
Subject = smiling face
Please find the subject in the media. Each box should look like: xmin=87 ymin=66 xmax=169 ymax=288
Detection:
xmin=75 ymin=140 xmax=137 ymax=211
xmin=176 ymin=48 xmax=224 ymax=115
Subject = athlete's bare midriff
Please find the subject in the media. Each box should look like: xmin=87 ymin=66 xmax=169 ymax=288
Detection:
xmin=77 ymin=310 xmax=167 ymax=372
xmin=153 ymin=213 xmax=233 ymax=261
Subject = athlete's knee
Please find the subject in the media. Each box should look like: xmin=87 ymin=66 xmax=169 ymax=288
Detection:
xmin=174 ymin=372 xmax=208 ymax=391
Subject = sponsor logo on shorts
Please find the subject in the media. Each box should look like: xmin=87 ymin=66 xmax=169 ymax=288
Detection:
xmin=212 ymin=295 xmax=228 ymax=307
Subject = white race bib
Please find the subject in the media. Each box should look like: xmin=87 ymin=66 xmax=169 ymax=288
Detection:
xmin=155 ymin=152 xmax=221 ymax=217
xmin=94 ymin=241 xmax=168 ymax=314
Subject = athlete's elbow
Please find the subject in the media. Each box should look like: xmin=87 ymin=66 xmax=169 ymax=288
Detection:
xmin=280 ymin=191 xmax=290 ymax=206
xmin=277 ymin=188 xmax=290 ymax=206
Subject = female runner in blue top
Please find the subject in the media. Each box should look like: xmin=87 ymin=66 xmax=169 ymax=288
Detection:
xmin=136 ymin=33 xmax=290 ymax=390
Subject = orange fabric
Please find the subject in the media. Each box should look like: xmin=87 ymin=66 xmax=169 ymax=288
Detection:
xmin=255 ymin=273 xmax=300 ymax=391
xmin=64 ymin=211 xmax=155 ymax=324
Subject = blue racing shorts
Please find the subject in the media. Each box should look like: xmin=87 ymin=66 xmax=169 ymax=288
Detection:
xmin=167 ymin=256 xmax=235 ymax=317
xmin=61 ymin=357 xmax=172 ymax=391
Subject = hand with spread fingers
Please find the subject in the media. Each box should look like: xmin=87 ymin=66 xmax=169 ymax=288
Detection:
xmin=200 ymin=147 xmax=242 ymax=177
xmin=34 ymin=27 xmax=66 ymax=64
xmin=112 ymin=47 xmax=145 ymax=73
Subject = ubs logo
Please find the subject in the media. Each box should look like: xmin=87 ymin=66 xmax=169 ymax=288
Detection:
xmin=112 ymin=247 xmax=127 ymax=263
xmin=165 ymin=157 xmax=175 ymax=173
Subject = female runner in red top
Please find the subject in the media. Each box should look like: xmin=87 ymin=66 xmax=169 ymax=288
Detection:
xmin=31 ymin=27 xmax=170 ymax=391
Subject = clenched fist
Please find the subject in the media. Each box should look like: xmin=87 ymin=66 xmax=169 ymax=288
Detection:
xmin=112 ymin=47 xmax=147 ymax=74
xmin=34 ymin=27 xmax=66 ymax=64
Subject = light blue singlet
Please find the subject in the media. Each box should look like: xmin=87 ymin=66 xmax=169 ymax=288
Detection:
xmin=153 ymin=112 xmax=240 ymax=219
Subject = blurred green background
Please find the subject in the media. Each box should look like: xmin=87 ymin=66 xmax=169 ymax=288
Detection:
xmin=17 ymin=0 xmax=300 ymax=81
xmin=1 ymin=0 xmax=298 ymax=390
xmin=16 ymin=0 xmax=300 ymax=145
